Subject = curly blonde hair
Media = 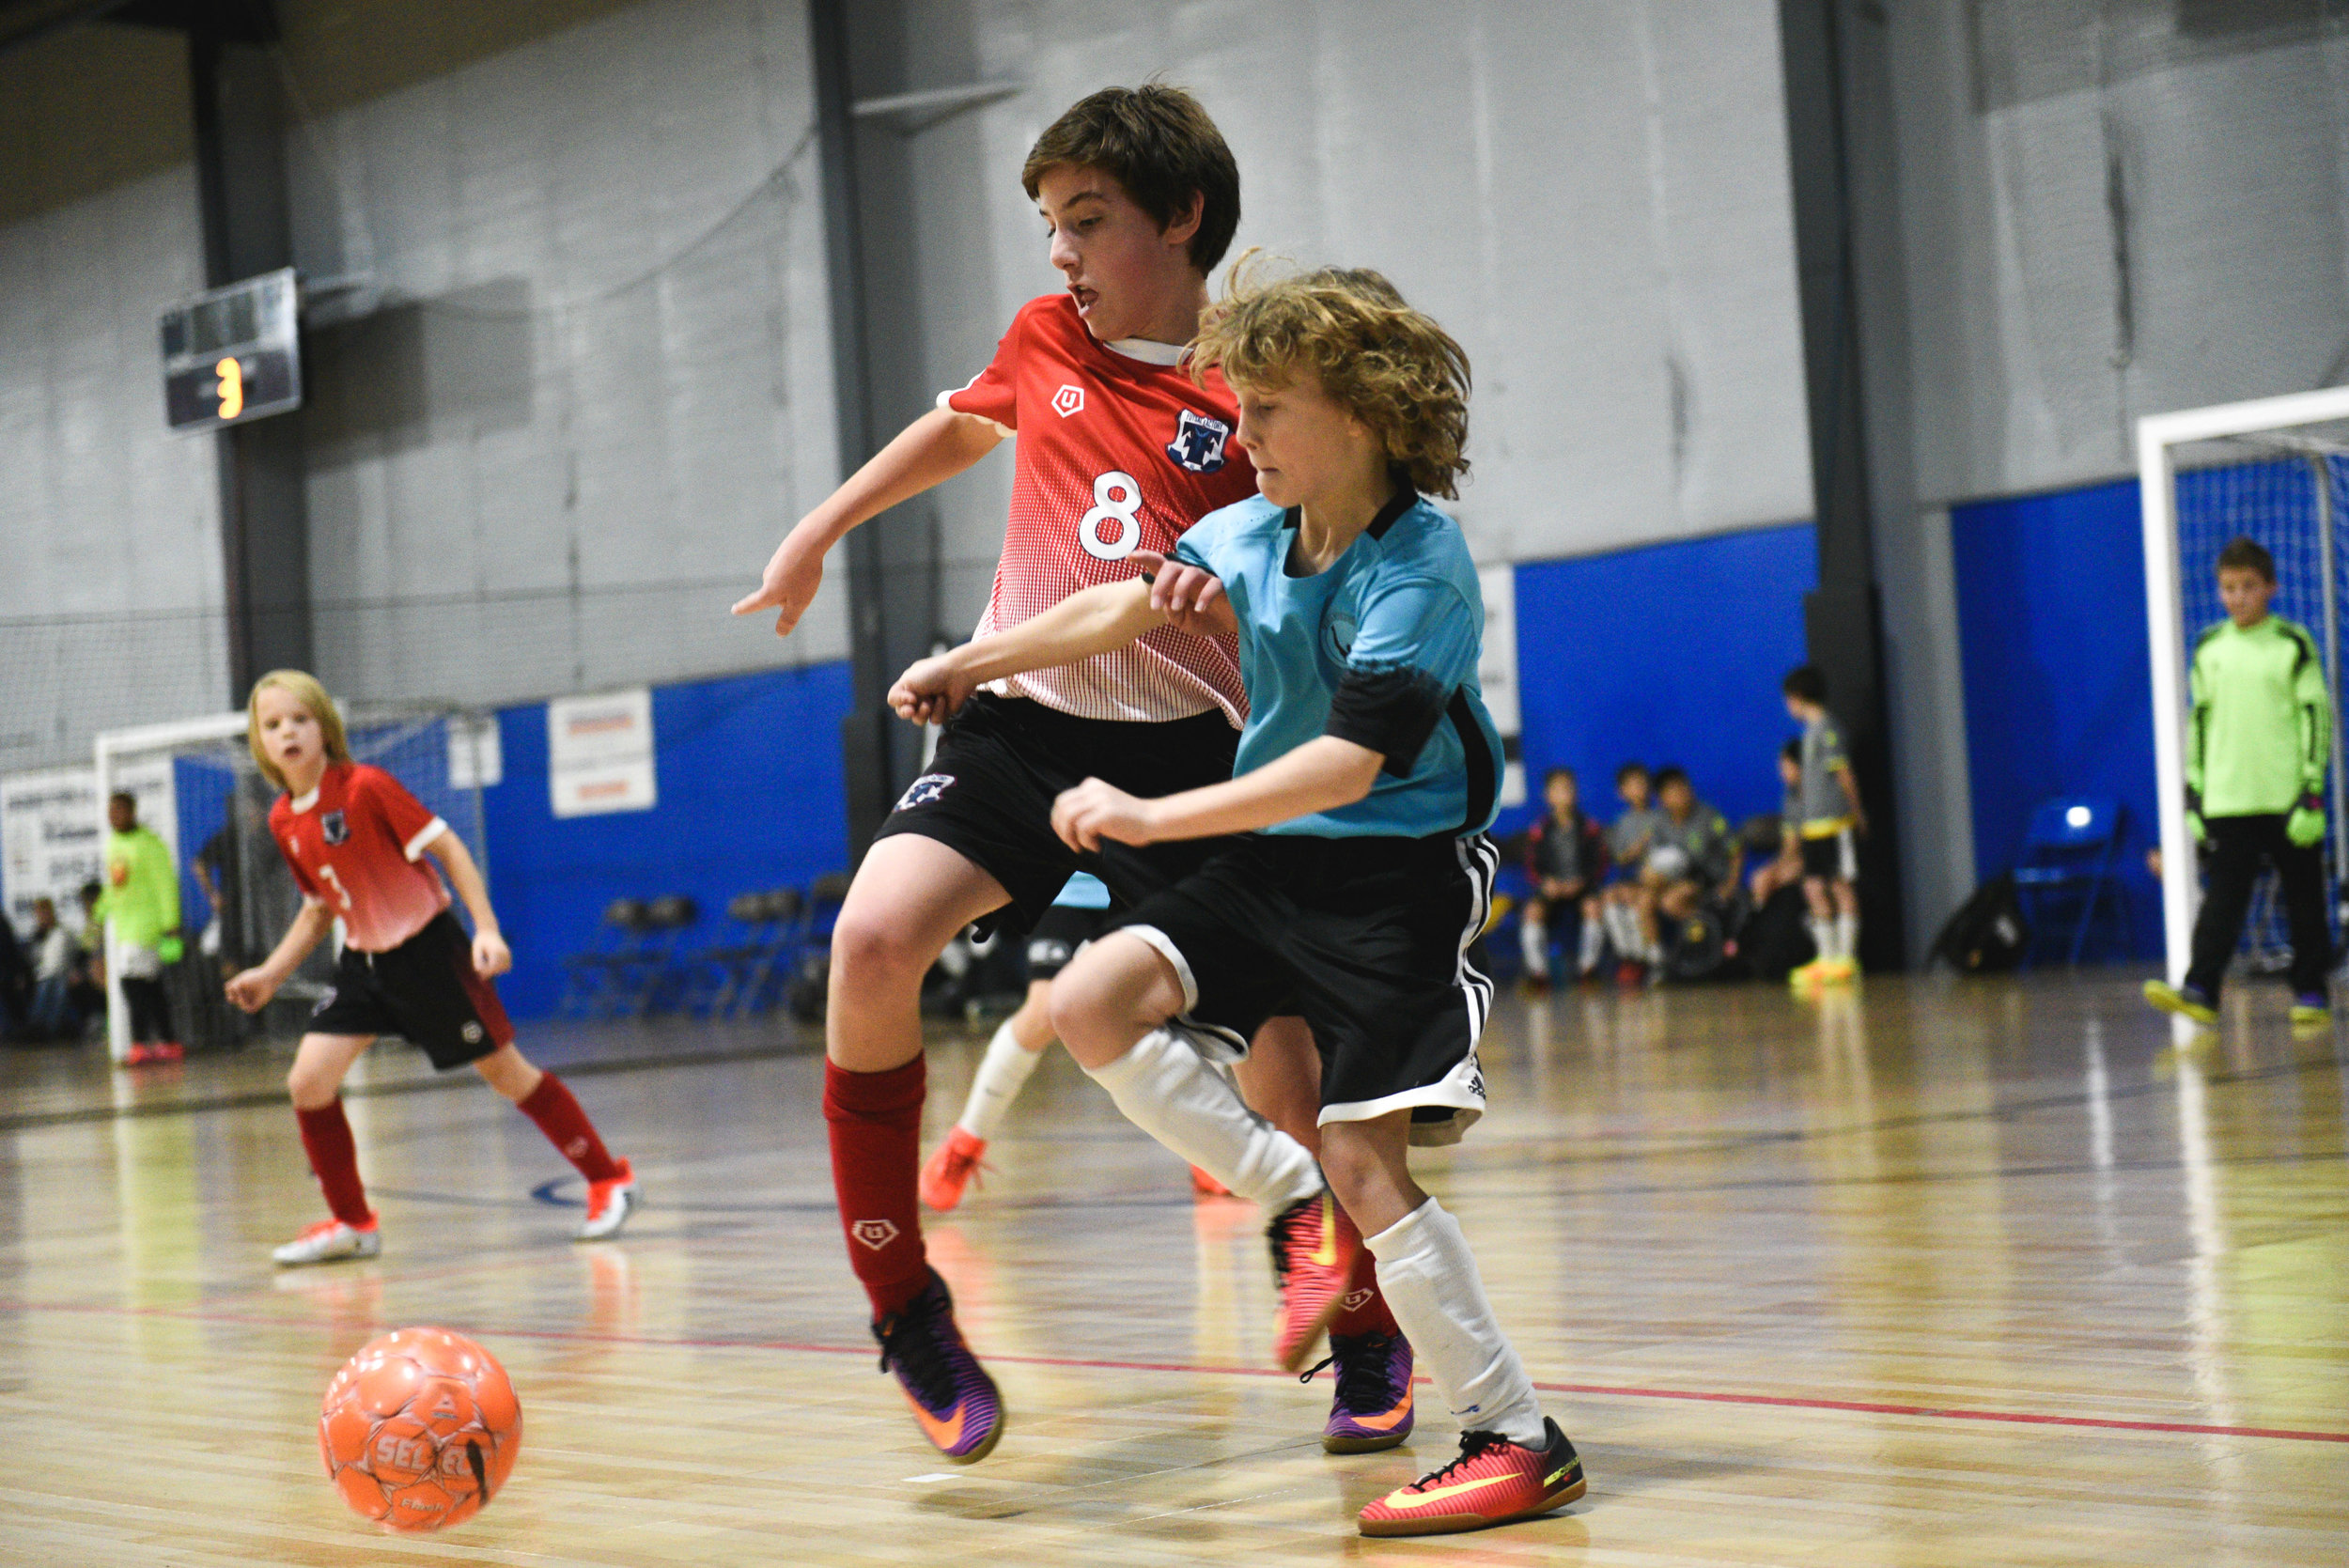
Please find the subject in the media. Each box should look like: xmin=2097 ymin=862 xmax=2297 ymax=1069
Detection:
xmin=1190 ymin=256 xmax=1470 ymax=498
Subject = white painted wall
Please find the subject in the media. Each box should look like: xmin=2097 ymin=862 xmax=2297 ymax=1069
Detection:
xmin=895 ymin=0 xmax=1818 ymax=635
xmin=0 ymin=164 xmax=228 ymax=772
xmin=285 ymin=0 xmax=843 ymax=708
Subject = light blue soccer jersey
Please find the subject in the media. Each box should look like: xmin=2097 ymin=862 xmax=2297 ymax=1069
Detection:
xmin=1173 ymin=490 xmax=1502 ymax=839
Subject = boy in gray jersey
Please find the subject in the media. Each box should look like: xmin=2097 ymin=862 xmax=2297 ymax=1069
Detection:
xmin=1601 ymin=762 xmax=1666 ymax=980
xmin=1782 ymin=666 xmax=1866 ymax=985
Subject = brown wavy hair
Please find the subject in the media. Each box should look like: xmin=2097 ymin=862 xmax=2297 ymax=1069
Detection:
xmin=1190 ymin=256 xmax=1470 ymax=498
xmin=1021 ymin=84 xmax=1240 ymax=272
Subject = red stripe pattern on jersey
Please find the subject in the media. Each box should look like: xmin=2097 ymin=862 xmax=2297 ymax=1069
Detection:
xmin=267 ymin=762 xmax=454 ymax=953
xmin=944 ymin=293 xmax=1259 ymax=726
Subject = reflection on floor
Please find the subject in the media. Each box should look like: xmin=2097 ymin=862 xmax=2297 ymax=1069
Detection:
xmin=3 ymin=972 xmax=2344 ymax=1565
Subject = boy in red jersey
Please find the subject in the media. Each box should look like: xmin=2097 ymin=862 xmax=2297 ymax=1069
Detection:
xmin=734 ymin=85 xmax=1404 ymax=1464
xmin=226 ymin=671 xmax=640 ymax=1264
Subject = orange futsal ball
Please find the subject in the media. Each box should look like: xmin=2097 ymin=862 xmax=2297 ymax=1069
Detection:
xmin=319 ymin=1327 xmax=521 ymax=1532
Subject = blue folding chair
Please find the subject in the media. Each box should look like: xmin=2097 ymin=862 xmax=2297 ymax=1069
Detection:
xmin=2011 ymin=797 xmax=2130 ymax=966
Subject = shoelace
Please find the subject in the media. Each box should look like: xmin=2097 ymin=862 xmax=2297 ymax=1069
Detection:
xmin=875 ymin=1289 xmax=957 ymax=1407
xmin=1299 ymin=1332 xmax=1401 ymax=1409
xmin=1408 ymin=1429 xmax=1512 ymax=1491
xmin=1265 ymin=1196 xmax=1316 ymax=1287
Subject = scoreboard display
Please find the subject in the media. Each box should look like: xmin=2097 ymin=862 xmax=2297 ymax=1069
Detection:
xmin=161 ymin=268 xmax=302 ymax=434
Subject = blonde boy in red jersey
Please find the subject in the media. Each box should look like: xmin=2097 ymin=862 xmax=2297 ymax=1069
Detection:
xmin=226 ymin=671 xmax=639 ymax=1264
xmin=734 ymin=85 xmax=1408 ymax=1464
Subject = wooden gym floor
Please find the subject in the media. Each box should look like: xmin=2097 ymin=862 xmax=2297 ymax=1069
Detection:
xmin=3 ymin=970 xmax=2344 ymax=1565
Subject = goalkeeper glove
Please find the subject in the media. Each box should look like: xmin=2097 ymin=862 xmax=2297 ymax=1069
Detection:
xmin=2185 ymin=788 xmax=2206 ymax=846
xmin=2288 ymin=792 xmax=2326 ymax=848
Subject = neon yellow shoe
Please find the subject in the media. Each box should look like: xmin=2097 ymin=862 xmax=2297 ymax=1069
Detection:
xmin=2143 ymin=980 xmax=2216 ymax=1026
xmin=2291 ymin=992 xmax=2329 ymax=1031
xmin=1787 ymin=958 xmax=1826 ymax=990
xmin=1818 ymin=958 xmax=1859 ymax=986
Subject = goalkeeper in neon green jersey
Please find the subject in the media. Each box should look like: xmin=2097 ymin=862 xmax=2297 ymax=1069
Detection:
xmin=2146 ymin=536 xmax=2335 ymax=1029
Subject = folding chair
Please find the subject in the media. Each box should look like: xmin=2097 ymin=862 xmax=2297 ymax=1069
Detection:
xmin=558 ymin=898 xmax=651 ymax=1018
xmin=617 ymin=895 xmax=699 ymax=1017
xmin=2011 ymin=797 xmax=2129 ymax=966
xmin=683 ymin=890 xmax=795 ymax=1017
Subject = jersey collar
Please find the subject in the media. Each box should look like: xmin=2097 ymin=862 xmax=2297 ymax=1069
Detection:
xmin=1101 ymin=335 xmax=1187 ymax=366
xmin=1279 ymin=487 xmax=1419 ymax=540
xmin=289 ymin=787 xmax=320 ymax=813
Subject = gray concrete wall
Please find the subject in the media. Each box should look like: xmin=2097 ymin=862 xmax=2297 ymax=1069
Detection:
xmin=283 ymin=0 xmax=844 ymax=707
xmin=885 ymin=0 xmax=1818 ymax=638
xmin=0 ymin=28 xmax=228 ymax=773
xmin=1890 ymin=0 xmax=2349 ymax=506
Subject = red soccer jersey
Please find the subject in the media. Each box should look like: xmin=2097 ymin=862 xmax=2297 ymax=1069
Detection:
xmin=942 ymin=293 xmax=1259 ymax=724
xmin=267 ymin=763 xmax=453 ymax=953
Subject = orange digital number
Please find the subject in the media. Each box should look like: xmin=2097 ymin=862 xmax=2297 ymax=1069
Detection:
xmin=214 ymin=356 xmax=244 ymax=420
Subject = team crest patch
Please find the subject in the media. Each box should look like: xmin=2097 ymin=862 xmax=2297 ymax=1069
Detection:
xmin=321 ymin=810 xmax=350 ymax=846
xmin=1051 ymin=383 xmax=1086 ymax=417
xmin=1340 ymin=1288 xmax=1375 ymax=1312
xmin=851 ymin=1219 xmax=900 ymax=1251
xmin=461 ymin=1021 xmax=484 ymax=1044
xmin=895 ymin=773 xmax=956 ymax=811
xmin=1166 ymin=408 xmax=1231 ymax=473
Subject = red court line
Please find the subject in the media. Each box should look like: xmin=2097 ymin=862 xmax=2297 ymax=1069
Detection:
xmin=11 ymin=1295 xmax=2344 ymax=1446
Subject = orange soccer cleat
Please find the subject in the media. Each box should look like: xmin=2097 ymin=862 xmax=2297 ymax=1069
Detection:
xmin=1358 ymin=1418 xmax=1585 ymax=1536
xmin=920 ymin=1126 xmax=988 ymax=1213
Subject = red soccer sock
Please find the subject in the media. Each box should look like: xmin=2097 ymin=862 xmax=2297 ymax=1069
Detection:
xmin=296 ymin=1100 xmax=373 ymax=1226
xmin=823 ymin=1056 xmax=931 ymax=1319
xmin=1328 ymin=1203 xmax=1401 ymax=1338
xmin=517 ymin=1072 xmax=623 ymax=1184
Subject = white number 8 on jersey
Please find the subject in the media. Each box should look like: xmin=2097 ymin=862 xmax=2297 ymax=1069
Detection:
xmin=1080 ymin=470 xmax=1144 ymax=560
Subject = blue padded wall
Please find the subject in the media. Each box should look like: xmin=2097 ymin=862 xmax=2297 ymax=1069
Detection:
xmin=1512 ymin=522 xmax=1818 ymax=841
xmin=483 ymin=661 xmax=855 ymax=1020
xmin=1949 ymin=478 xmax=2162 ymax=957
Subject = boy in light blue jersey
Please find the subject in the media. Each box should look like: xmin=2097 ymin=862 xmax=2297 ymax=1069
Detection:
xmin=891 ymin=264 xmax=1580 ymax=1538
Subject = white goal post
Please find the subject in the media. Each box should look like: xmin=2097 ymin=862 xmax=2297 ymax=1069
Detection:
xmin=2140 ymin=385 xmax=2349 ymax=983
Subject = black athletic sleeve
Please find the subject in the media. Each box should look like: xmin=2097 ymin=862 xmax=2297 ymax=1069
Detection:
xmin=1327 ymin=663 xmax=1453 ymax=777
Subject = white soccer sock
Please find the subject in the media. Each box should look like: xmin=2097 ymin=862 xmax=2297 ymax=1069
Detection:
xmin=1605 ymin=904 xmax=1638 ymax=962
xmin=1807 ymin=915 xmax=1831 ymax=962
xmin=957 ymin=1019 xmax=1045 ymax=1141
xmin=1084 ymin=1028 xmax=1323 ymax=1211
xmin=1519 ymin=915 xmax=1550 ymax=980
xmin=1367 ymin=1199 xmax=1546 ymax=1446
xmin=1834 ymin=912 xmax=1859 ymax=963
xmin=1578 ymin=915 xmax=1604 ymax=974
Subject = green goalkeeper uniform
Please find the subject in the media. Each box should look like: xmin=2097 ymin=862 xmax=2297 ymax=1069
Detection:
xmin=2178 ymin=612 xmax=2334 ymax=1006
xmin=2188 ymin=614 xmax=2328 ymax=817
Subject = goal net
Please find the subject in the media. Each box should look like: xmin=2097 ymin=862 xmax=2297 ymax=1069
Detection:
xmin=2139 ymin=388 xmax=2349 ymax=984
xmin=87 ymin=705 xmax=491 ymax=1061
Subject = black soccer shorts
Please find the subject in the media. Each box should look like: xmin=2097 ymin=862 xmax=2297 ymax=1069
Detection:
xmin=307 ymin=910 xmax=514 ymax=1070
xmin=1024 ymin=900 xmax=1111 ymax=982
xmin=1798 ymin=828 xmax=1858 ymax=883
xmin=1111 ymin=831 xmax=1499 ymax=1145
xmin=874 ymin=692 xmax=1238 ymax=933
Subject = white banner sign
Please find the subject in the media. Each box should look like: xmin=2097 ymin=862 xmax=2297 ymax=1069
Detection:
xmin=1477 ymin=564 xmax=1527 ymax=809
xmin=548 ymin=690 xmax=656 ymax=817
xmin=2 ymin=768 xmax=104 ymax=931
xmin=1 ymin=757 xmax=176 ymax=931
xmin=448 ymin=714 xmax=504 ymax=789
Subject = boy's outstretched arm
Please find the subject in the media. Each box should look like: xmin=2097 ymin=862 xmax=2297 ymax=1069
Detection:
xmin=889 ymin=574 xmax=1177 ymax=725
xmin=734 ymin=408 xmax=1006 ymax=636
xmin=1053 ymin=737 xmax=1383 ymax=850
